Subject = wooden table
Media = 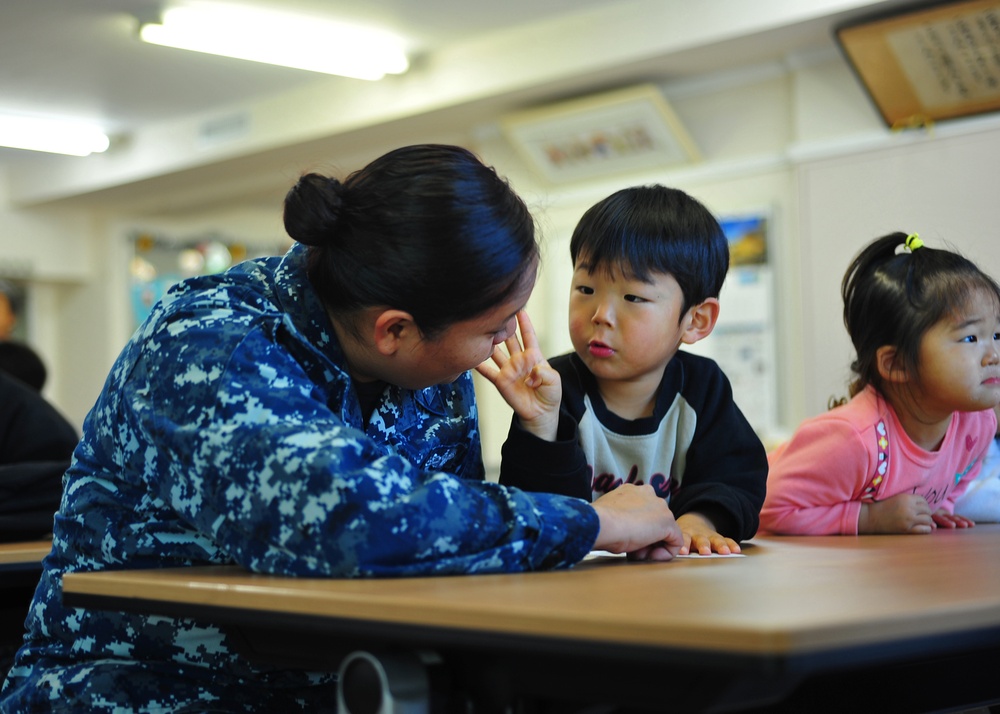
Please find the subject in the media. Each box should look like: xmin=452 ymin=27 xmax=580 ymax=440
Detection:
xmin=0 ymin=539 xmax=51 ymax=576
xmin=62 ymin=527 xmax=1000 ymax=712
xmin=0 ymin=539 xmax=51 ymax=649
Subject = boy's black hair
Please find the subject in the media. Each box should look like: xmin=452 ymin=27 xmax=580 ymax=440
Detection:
xmin=569 ymin=185 xmax=729 ymax=317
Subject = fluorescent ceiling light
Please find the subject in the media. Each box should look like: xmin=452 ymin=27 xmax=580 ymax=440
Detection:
xmin=0 ymin=114 xmax=110 ymax=156
xmin=140 ymin=4 xmax=410 ymax=81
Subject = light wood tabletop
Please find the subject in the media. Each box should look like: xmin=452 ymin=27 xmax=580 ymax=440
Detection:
xmin=61 ymin=525 xmax=1000 ymax=657
xmin=57 ymin=526 xmax=1000 ymax=711
xmin=0 ymin=539 xmax=52 ymax=572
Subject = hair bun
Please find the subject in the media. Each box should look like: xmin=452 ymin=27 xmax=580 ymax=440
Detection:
xmin=283 ymin=173 xmax=345 ymax=247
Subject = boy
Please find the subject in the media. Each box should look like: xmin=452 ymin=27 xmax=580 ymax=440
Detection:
xmin=495 ymin=186 xmax=767 ymax=555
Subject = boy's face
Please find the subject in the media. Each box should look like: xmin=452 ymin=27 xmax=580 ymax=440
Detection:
xmin=568 ymin=261 xmax=692 ymax=390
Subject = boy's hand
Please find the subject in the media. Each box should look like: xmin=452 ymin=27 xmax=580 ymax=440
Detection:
xmin=476 ymin=310 xmax=561 ymax=441
xmin=676 ymin=512 xmax=740 ymax=555
xmin=859 ymin=493 xmax=935 ymax=534
xmin=931 ymin=509 xmax=975 ymax=529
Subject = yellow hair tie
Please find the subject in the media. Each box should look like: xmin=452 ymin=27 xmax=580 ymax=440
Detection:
xmin=905 ymin=233 xmax=924 ymax=251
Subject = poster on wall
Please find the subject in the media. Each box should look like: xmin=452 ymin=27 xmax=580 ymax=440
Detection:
xmin=683 ymin=214 xmax=776 ymax=439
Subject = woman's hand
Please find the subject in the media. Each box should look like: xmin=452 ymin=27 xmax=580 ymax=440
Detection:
xmin=591 ymin=484 xmax=684 ymax=561
xmin=476 ymin=310 xmax=561 ymax=442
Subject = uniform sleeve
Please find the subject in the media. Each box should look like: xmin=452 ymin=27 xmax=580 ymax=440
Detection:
xmin=132 ymin=320 xmax=599 ymax=578
xmin=671 ymin=366 xmax=768 ymax=542
xmin=498 ymin=413 xmax=592 ymax=501
xmin=760 ymin=417 xmax=871 ymax=535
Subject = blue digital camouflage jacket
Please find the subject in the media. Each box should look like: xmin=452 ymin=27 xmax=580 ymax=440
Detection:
xmin=0 ymin=244 xmax=598 ymax=713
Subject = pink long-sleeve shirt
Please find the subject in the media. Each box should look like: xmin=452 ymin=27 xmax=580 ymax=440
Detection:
xmin=761 ymin=386 xmax=997 ymax=535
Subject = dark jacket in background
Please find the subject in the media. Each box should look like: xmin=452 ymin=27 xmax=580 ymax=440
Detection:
xmin=0 ymin=372 xmax=78 ymax=541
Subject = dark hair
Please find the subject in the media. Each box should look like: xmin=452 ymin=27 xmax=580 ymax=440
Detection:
xmin=569 ymin=185 xmax=729 ymax=317
xmin=283 ymin=144 xmax=538 ymax=338
xmin=0 ymin=340 xmax=47 ymax=391
xmin=842 ymin=231 xmax=1000 ymax=397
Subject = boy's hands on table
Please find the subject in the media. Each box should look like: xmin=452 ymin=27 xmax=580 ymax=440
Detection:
xmin=677 ymin=511 xmax=740 ymax=555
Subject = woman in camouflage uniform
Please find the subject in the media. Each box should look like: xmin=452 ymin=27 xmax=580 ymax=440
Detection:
xmin=1 ymin=144 xmax=679 ymax=713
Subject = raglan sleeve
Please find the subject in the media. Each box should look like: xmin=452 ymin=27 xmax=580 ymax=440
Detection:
xmin=135 ymin=314 xmax=599 ymax=578
xmin=497 ymin=411 xmax=592 ymax=501
xmin=759 ymin=417 xmax=872 ymax=535
xmin=670 ymin=365 xmax=768 ymax=541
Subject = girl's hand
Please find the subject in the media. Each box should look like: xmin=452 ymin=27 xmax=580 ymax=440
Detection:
xmin=859 ymin=493 xmax=934 ymax=534
xmin=931 ymin=509 xmax=975 ymax=529
xmin=476 ymin=310 xmax=561 ymax=442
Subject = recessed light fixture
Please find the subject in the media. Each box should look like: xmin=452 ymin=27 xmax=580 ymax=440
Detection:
xmin=139 ymin=4 xmax=410 ymax=81
xmin=0 ymin=114 xmax=110 ymax=156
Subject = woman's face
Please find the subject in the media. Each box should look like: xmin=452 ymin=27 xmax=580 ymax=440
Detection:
xmin=391 ymin=268 xmax=537 ymax=390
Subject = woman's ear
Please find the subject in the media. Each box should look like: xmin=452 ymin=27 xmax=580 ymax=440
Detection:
xmin=680 ymin=298 xmax=720 ymax=345
xmin=372 ymin=309 xmax=418 ymax=356
xmin=876 ymin=345 xmax=909 ymax=383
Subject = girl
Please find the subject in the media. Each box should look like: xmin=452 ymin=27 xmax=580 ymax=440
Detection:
xmin=761 ymin=232 xmax=1000 ymax=535
xmin=0 ymin=145 xmax=680 ymax=713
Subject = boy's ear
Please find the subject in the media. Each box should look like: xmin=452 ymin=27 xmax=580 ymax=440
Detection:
xmin=372 ymin=309 xmax=418 ymax=356
xmin=876 ymin=345 xmax=909 ymax=383
xmin=680 ymin=298 xmax=720 ymax=345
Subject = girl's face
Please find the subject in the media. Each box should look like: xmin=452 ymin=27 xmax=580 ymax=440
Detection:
xmin=912 ymin=289 xmax=1000 ymax=419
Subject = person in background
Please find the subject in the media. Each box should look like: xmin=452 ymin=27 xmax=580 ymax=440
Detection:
xmin=0 ymin=371 xmax=76 ymax=683
xmin=761 ymin=233 xmax=1000 ymax=535
xmin=0 ymin=144 xmax=681 ymax=713
xmin=955 ymin=404 xmax=1000 ymax=522
xmin=481 ymin=185 xmax=768 ymax=556
xmin=0 ymin=341 xmax=48 ymax=392
xmin=0 ymin=370 xmax=77 ymax=541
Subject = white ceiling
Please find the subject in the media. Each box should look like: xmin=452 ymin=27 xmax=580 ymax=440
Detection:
xmin=0 ymin=0 xmax=913 ymax=213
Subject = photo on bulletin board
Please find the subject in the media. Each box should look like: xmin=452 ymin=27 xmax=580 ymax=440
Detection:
xmin=720 ymin=214 xmax=767 ymax=266
xmin=129 ymin=232 xmax=288 ymax=329
xmin=836 ymin=0 xmax=1000 ymax=128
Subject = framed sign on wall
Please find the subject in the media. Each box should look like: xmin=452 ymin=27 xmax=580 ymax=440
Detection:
xmin=500 ymin=84 xmax=700 ymax=184
xmin=836 ymin=0 xmax=1000 ymax=128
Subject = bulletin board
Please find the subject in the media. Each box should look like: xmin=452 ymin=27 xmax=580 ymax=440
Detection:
xmin=129 ymin=231 xmax=288 ymax=329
